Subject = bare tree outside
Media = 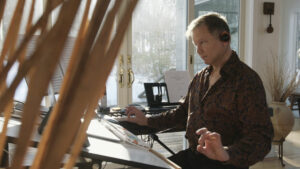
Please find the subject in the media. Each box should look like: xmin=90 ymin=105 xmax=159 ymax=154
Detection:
xmin=131 ymin=0 xmax=187 ymax=103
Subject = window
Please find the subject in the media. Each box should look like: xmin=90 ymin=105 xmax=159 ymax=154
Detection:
xmin=1 ymin=1 xmax=241 ymax=106
xmin=296 ymin=12 xmax=300 ymax=71
xmin=1 ymin=0 xmax=43 ymax=37
xmin=131 ymin=0 xmax=187 ymax=104
xmin=1 ymin=0 xmax=43 ymax=103
xmin=1 ymin=1 xmax=89 ymax=105
xmin=106 ymin=0 xmax=240 ymax=106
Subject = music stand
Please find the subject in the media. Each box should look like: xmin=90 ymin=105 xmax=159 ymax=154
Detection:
xmin=144 ymin=83 xmax=178 ymax=108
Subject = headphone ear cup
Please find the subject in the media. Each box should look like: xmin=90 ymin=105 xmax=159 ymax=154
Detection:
xmin=220 ymin=32 xmax=230 ymax=42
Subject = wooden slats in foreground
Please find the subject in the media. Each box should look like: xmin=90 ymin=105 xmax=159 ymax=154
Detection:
xmin=0 ymin=1 xmax=137 ymax=169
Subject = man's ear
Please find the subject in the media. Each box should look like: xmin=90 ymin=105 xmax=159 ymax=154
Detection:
xmin=219 ymin=31 xmax=230 ymax=42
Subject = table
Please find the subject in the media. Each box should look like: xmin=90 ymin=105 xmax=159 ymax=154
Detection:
xmin=0 ymin=118 xmax=41 ymax=167
xmin=82 ymin=137 xmax=174 ymax=169
xmin=83 ymin=119 xmax=176 ymax=169
xmin=0 ymin=118 xmax=177 ymax=169
xmin=100 ymin=105 xmax=184 ymax=156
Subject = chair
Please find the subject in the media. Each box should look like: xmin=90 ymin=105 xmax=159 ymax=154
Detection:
xmin=289 ymin=93 xmax=300 ymax=117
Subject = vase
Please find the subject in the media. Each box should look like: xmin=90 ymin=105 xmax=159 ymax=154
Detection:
xmin=269 ymin=101 xmax=295 ymax=141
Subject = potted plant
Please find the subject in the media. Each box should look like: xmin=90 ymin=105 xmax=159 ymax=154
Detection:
xmin=266 ymin=54 xmax=299 ymax=141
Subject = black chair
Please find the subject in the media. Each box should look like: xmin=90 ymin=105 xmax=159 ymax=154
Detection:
xmin=289 ymin=93 xmax=300 ymax=117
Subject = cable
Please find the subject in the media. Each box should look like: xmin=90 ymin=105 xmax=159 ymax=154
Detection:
xmin=101 ymin=161 xmax=107 ymax=169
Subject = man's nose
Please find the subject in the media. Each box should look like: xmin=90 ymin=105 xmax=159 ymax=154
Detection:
xmin=196 ymin=45 xmax=203 ymax=55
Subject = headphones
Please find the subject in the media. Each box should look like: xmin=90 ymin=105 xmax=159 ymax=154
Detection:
xmin=219 ymin=31 xmax=230 ymax=42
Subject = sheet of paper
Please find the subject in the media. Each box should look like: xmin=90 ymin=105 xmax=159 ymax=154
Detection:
xmin=87 ymin=119 xmax=121 ymax=142
xmin=164 ymin=70 xmax=191 ymax=103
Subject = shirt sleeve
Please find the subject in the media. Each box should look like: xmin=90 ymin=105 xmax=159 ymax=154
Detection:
xmin=147 ymin=99 xmax=188 ymax=131
xmin=147 ymin=76 xmax=196 ymax=131
xmin=226 ymin=73 xmax=274 ymax=168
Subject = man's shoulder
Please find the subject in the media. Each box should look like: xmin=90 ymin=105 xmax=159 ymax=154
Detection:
xmin=235 ymin=61 xmax=264 ymax=88
xmin=237 ymin=61 xmax=261 ymax=80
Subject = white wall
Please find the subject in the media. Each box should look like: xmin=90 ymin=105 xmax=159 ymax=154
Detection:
xmin=243 ymin=0 xmax=281 ymax=103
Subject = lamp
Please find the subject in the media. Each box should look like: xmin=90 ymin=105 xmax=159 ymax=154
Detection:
xmin=263 ymin=2 xmax=275 ymax=33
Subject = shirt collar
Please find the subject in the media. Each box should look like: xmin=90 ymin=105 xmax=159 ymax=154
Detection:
xmin=205 ymin=50 xmax=240 ymax=78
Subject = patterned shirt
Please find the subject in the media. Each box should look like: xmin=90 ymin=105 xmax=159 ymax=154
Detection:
xmin=148 ymin=51 xmax=274 ymax=168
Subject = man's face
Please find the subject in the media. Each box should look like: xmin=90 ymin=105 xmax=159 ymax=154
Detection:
xmin=192 ymin=25 xmax=228 ymax=66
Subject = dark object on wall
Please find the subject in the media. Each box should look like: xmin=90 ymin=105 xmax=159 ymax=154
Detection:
xmin=263 ymin=2 xmax=275 ymax=33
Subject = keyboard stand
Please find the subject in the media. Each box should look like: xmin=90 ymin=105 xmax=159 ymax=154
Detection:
xmin=150 ymin=134 xmax=175 ymax=155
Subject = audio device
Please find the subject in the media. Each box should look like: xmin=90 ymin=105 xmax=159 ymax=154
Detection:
xmin=219 ymin=31 xmax=230 ymax=42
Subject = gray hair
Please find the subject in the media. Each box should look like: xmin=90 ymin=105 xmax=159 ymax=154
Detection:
xmin=185 ymin=12 xmax=230 ymax=38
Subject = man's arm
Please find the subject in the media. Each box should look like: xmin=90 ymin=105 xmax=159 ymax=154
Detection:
xmin=125 ymin=92 xmax=189 ymax=131
xmin=225 ymin=74 xmax=274 ymax=168
xmin=147 ymin=75 xmax=198 ymax=131
xmin=147 ymin=98 xmax=189 ymax=131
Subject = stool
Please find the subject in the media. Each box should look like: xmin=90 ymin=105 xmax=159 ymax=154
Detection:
xmin=268 ymin=107 xmax=285 ymax=166
xmin=272 ymin=138 xmax=285 ymax=166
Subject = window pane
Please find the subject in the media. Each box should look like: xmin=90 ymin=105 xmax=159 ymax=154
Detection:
xmin=1 ymin=0 xmax=43 ymax=103
xmin=0 ymin=0 xmax=43 ymax=50
xmin=52 ymin=1 xmax=87 ymax=37
xmin=131 ymin=0 xmax=187 ymax=104
xmin=193 ymin=0 xmax=240 ymax=74
xmin=6 ymin=62 xmax=28 ymax=102
xmin=106 ymin=64 xmax=117 ymax=106
xmin=2 ymin=0 xmax=43 ymax=36
xmin=296 ymin=12 xmax=300 ymax=70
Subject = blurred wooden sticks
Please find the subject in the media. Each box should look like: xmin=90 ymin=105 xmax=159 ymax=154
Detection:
xmin=0 ymin=0 xmax=138 ymax=169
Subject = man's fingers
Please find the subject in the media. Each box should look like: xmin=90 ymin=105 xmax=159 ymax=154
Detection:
xmin=207 ymin=132 xmax=220 ymax=141
xmin=196 ymin=127 xmax=208 ymax=135
xmin=198 ymin=130 xmax=211 ymax=147
xmin=197 ymin=144 xmax=206 ymax=153
xmin=126 ymin=106 xmax=139 ymax=117
xmin=198 ymin=132 xmax=220 ymax=145
xmin=197 ymin=144 xmax=203 ymax=153
xmin=125 ymin=107 xmax=134 ymax=114
xmin=196 ymin=128 xmax=209 ymax=148
xmin=126 ymin=116 xmax=137 ymax=123
xmin=197 ymin=131 xmax=220 ymax=149
xmin=197 ymin=139 xmax=214 ymax=153
xmin=126 ymin=111 xmax=136 ymax=118
xmin=126 ymin=106 xmax=140 ymax=112
xmin=197 ymin=132 xmax=223 ymax=154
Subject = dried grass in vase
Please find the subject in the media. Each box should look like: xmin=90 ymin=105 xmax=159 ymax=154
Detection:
xmin=266 ymin=54 xmax=300 ymax=102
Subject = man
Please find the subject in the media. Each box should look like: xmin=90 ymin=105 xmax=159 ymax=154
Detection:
xmin=125 ymin=12 xmax=273 ymax=169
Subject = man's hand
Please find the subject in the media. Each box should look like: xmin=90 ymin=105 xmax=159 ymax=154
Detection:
xmin=125 ymin=106 xmax=148 ymax=126
xmin=196 ymin=128 xmax=230 ymax=162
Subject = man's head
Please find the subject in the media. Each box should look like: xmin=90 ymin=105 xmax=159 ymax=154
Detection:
xmin=186 ymin=12 xmax=230 ymax=42
xmin=186 ymin=12 xmax=232 ymax=67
